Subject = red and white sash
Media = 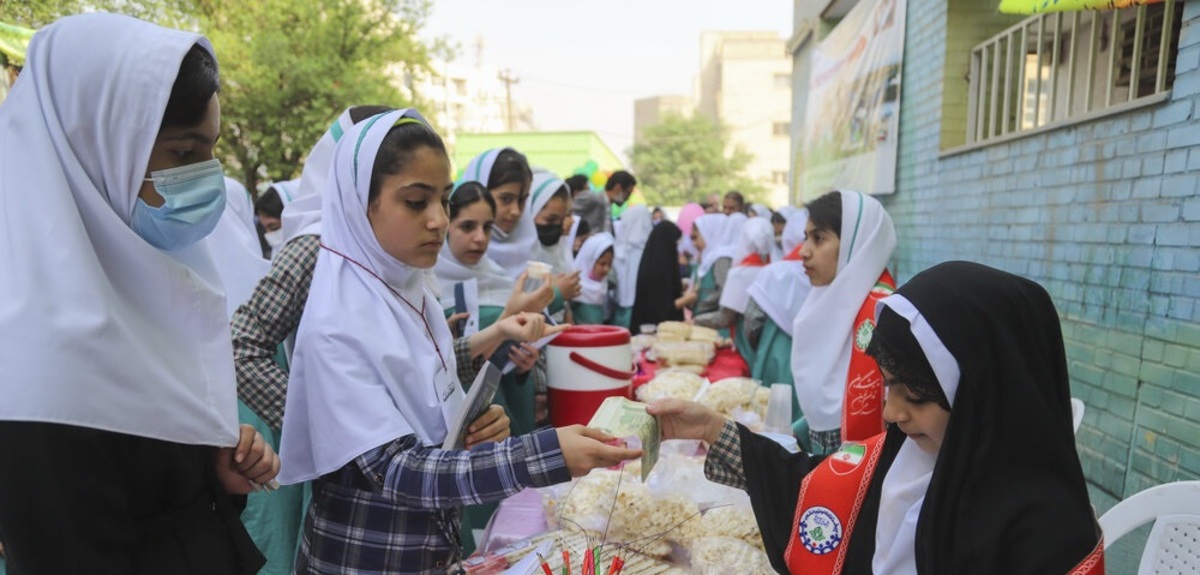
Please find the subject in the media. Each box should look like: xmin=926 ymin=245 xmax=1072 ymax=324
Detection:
xmin=783 ymin=432 xmax=1107 ymax=574
xmin=841 ymin=270 xmax=896 ymax=444
xmin=785 ymin=434 xmax=887 ymax=574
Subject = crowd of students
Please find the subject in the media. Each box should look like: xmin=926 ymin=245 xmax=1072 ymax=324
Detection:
xmin=0 ymin=14 xmax=1105 ymax=575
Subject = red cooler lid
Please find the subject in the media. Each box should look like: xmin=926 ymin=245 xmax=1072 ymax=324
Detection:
xmin=548 ymin=325 xmax=631 ymax=347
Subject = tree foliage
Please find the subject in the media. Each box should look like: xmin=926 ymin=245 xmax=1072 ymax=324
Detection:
xmin=3 ymin=0 xmax=438 ymax=194
xmin=629 ymin=113 xmax=767 ymax=206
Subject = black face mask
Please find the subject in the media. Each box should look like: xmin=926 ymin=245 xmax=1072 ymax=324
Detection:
xmin=536 ymin=223 xmax=564 ymax=246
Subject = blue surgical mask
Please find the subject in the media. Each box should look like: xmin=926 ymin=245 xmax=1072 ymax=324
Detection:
xmin=132 ymin=159 xmax=227 ymax=251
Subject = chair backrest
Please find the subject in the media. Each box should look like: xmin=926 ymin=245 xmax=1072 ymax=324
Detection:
xmin=1070 ymin=397 xmax=1085 ymax=433
xmin=1098 ymin=481 xmax=1200 ymax=574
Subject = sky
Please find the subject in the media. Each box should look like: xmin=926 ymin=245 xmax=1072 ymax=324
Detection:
xmin=423 ymin=0 xmax=794 ymax=162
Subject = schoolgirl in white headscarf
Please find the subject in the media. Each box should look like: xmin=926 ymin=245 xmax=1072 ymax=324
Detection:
xmin=719 ymin=216 xmax=776 ymax=314
xmin=279 ymin=107 xmax=373 ymax=246
xmin=693 ymin=212 xmax=747 ymax=330
xmin=463 ymin=147 xmax=534 ymax=273
xmin=748 ymin=211 xmax=809 ymax=338
xmin=277 ymin=109 xmax=639 ymax=573
xmin=571 ymin=232 xmax=616 ymax=325
xmin=433 ymin=181 xmax=518 ymax=332
xmin=0 ymin=14 xmax=276 ymax=573
xmin=209 ymin=178 xmax=272 ymax=318
xmin=791 ymin=190 xmax=897 ymax=454
xmin=692 ymin=213 xmax=729 ymax=281
xmin=493 ymin=169 xmax=581 ymax=319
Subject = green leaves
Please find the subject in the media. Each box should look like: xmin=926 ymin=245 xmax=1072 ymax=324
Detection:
xmin=195 ymin=0 xmax=434 ymax=192
xmin=7 ymin=0 xmax=436 ymax=195
xmin=628 ymin=113 xmax=767 ymax=206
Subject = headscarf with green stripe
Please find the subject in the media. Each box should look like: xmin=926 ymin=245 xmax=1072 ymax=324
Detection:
xmin=280 ymin=106 xmax=421 ymax=245
xmin=488 ymin=167 xmax=569 ymax=275
xmin=790 ymin=189 xmax=896 ymax=433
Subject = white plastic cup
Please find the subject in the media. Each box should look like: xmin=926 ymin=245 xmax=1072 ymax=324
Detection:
xmin=764 ymin=383 xmax=794 ymax=435
xmin=523 ymin=261 xmax=552 ymax=293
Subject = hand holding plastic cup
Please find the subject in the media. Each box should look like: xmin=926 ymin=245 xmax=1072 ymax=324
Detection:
xmin=523 ymin=261 xmax=552 ymax=293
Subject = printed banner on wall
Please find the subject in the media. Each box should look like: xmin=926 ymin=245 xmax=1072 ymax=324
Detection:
xmin=795 ymin=0 xmax=906 ymax=199
xmin=999 ymin=0 xmax=1162 ymax=15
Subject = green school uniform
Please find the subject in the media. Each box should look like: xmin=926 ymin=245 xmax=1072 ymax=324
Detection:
xmin=612 ymin=306 xmax=633 ymax=329
xmin=571 ymin=302 xmax=607 ymax=325
xmin=237 ymin=401 xmax=307 ymax=575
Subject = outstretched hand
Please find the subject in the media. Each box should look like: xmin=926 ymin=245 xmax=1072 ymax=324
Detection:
xmin=504 ymin=270 xmax=555 ymax=315
xmin=497 ymin=311 xmax=570 ymax=342
xmin=555 ymin=271 xmax=582 ymax=301
xmin=556 ymin=425 xmax=643 ymax=477
xmin=645 ymin=398 xmax=727 ymax=444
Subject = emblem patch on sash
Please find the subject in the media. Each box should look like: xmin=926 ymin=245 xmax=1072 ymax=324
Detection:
xmin=854 ymin=319 xmax=874 ymax=351
xmin=798 ymin=506 xmax=843 ymax=555
xmin=828 ymin=443 xmax=866 ymax=476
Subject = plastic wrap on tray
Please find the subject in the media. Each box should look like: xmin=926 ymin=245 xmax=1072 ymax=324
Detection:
xmin=686 ymin=325 xmax=720 ymax=343
xmin=652 ymin=341 xmax=715 ymax=367
xmin=688 ymin=536 xmax=774 ymax=575
xmin=635 ymin=369 xmax=706 ymax=402
xmin=656 ymin=321 xmax=691 ymax=339
xmin=695 ymin=377 xmax=768 ymax=418
xmin=694 ymin=506 xmax=764 ymax=549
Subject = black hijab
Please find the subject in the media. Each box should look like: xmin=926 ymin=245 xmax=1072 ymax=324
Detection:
xmin=629 ymin=221 xmax=683 ymax=329
xmin=741 ymin=261 xmax=1099 ymax=574
xmin=898 ymin=261 xmax=1098 ymax=574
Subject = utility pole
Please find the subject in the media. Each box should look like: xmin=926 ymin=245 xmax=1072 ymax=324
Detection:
xmin=497 ymin=68 xmax=519 ymax=132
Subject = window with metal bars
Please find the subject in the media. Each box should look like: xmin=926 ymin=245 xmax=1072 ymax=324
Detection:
xmin=965 ymin=0 xmax=1183 ymax=145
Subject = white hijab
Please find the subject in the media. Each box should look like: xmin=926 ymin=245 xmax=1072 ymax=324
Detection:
xmin=747 ymin=210 xmax=810 ymax=333
xmin=526 ymin=170 xmax=572 ymax=274
xmin=574 ymin=232 xmax=615 ymax=306
xmin=750 ymin=203 xmax=772 ymax=219
xmin=208 ymin=178 xmax=271 ymax=318
xmin=791 ymin=190 xmax=896 ymax=432
xmin=780 ymin=208 xmax=807 ymax=254
xmin=280 ymin=107 xmax=361 ymax=245
xmin=433 ymin=188 xmax=515 ymax=309
xmin=692 ymin=213 xmax=728 ymax=279
xmin=279 ymin=110 xmax=463 ymax=484
xmin=563 ymin=217 xmax=583 ymax=268
xmin=0 ymin=14 xmax=239 ymax=446
xmin=612 ymin=205 xmax=652 ymax=307
xmin=719 ymin=217 xmax=775 ymax=314
xmin=871 ymin=294 xmax=961 ymax=575
xmin=271 ymin=179 xmax=300 ymax=204
xmin=771 ymin=205 xmax=800 ymax=262
xmin=720 ymin=212 xmax=751 ymax=263
xmin=469 ymin=147 xmax=529 ymax=273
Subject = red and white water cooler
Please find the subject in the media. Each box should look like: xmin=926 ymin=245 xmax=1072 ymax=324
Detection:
xmin=545 ymin=325 xmax=634 ymax=427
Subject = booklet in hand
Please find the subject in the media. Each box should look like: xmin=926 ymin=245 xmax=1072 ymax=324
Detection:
xmin=442 ymin=361 xmax=503 ymax=451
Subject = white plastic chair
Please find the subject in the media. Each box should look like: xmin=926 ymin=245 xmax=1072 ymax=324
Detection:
xmin=1070 ymin=397 xmax=1085 ymax=433
xmin=1098 ymin=480 xmax=1200 ymax=574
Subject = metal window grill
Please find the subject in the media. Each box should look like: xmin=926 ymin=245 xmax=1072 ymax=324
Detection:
xmin=966 ymin=0 xmax=1182 ymax=145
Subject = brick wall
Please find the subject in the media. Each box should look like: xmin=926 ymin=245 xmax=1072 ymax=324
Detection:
xmin=882 ymin=0 xmax=1200 ymax=505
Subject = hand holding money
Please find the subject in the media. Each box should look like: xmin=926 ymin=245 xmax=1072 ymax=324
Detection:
xmin=588 ymin=397 xmax=662 ymax=481
xmin=556 ymin=425 xmax=643 ymax=477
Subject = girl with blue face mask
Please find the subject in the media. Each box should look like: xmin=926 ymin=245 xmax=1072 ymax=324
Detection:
xmin=0 ymin=14 xmax=278 ymax=574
